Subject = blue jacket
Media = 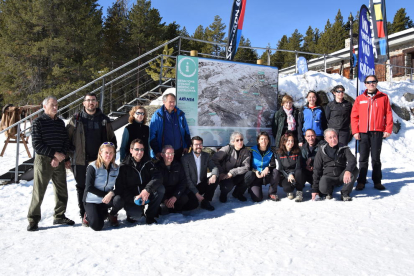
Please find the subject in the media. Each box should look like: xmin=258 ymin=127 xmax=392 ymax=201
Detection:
xmin=298 ymin=105 xmax=327 ymax=143
xmin=149 ymin=106 xmax=191 ymax=157
xmin=84 ymin=161 xmax=120 ymax=204
xmin=250 ymin=145 xmax=274 ymax=172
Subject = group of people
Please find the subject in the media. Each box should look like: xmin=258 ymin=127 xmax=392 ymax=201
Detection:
xmin=26 ymin=74 xmax=393 ymax=231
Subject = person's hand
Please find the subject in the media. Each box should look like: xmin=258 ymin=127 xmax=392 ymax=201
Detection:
xmin=298 ymin=142 xmax=303 ymax=147
xmin=102 ymin=191 xmax=114 ymax=204
xmin=383 ymin=132 xmax=391 ymax=138
xmin=195 ymin=193 xmax=204 ymax=202
xmin=306 ymin=165 xmax=313 ymax=172
xmin=255 ymin=171 xmax=262 ymax=179
xmin=135 ymin=189 xmax=150 ymax=205
xmin=54 ymin=152 xmax=65 ymax=162
xmin=219 ymin=173 xmax=229 ymax=181
xmin=227 ymin=173 xmax=232 ymax=179
xmin=311 ymin=193 xmax=319 ymax=201
xmin=51 ymin=158 xmax=59 ymax=168
xmin=306 ymin=158 xmax=312 ymax=166
xmin=343 ymin=171 xmax=351 ymax=184
xmin=165 ymin=197 xmax=177 ymax=208
xmin=262 ymin=167 xmax=269 ymax=176
xmin=288 ymin=174 xmax=295 ymax=183
xmin=65 ymin=160 xmax=71 ymax=169
xmin=183 ymin=148 xmax=189 ymax=154
xmin=209 ymin=175 xmax=217 ymax=184
xmin=353 ymin=133 xmax=360 ymax=140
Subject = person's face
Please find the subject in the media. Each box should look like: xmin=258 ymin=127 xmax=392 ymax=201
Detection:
xmin=285 ymin=136 xmax=295 ymax=151
xmin=44 ymin=98 xmax=58 ymax=117
xmin=258 ymin=135 xmax=269 ymax=149
xmin=325 ymin=131 xmax=338 ymax=147
xmin=83 ymin=95 xmax=98 ymax=113
xmin=283 ymin=101 xmax=293 ymax=110
xmin=233 ymin=135 xmax=244 ymax=150
xmin=334 ymin=88 xmax=344 ymax=102
xmin=192 ymin=140 xmax=203 ymax=154
xmin=161 ymin=148 xmax=175 ymax=165
xmin=134 ymin=108 xmax=145 ymax=123
xmin=307 ymin=93 xmax=317 ymax=106
xmin=100 ymin=146 xmax=115 ymax=164
xmin=130 ymin=142 xmax=145 ymax=162
xmin=365 ymin=77 xmax=378 ymax=93
xmin=305 ymin=130 xmax=316 ymax=146
xmin=164 ymin=95 xmax=176 ymax=113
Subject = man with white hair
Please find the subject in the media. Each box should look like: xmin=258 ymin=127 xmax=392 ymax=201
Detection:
xmin=312 ymin=128 xmax=359 ymax=201
xmin=149 ymin=93 xmax=191 ymax=161
xmin=27 ymin=96 xmax=74 ymax=231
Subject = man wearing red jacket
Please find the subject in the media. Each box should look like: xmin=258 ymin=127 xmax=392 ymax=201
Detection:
xmin=351 ymin=75 xmax=393 ymax=191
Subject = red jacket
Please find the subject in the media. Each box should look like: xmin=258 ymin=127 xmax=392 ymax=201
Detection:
xmin=351 ymin=89 xmax=393 ymax=134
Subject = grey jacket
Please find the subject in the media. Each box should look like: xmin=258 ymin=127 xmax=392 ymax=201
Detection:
xmin=212 ymin=145 xmax=250 ymax=177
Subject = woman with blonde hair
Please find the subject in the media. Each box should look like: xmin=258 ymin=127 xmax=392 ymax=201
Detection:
xmin=271 ymin=94 xmax=299 ymax=149
xmin=120 ymin=105 xmax=149 ymax=161
xmin=83 ymin=142 xmax=124 ymax=231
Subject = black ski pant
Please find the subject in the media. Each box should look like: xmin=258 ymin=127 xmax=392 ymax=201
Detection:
xmin=196 ymin=179 xmax=219 ymax=202
xmin=219 ymin=173 xmax=249 ymax=197
xmin=84 ymin=195 xmax=124 ymax=231
xmin=358 ymin=131 xmax=383 ymax=185
xmin=245 ymin=170 xmax=278 ymax=202
xmin=276 ymin=169 xmax=306 ymax=194
xmin=163 ymin=188 xmax=198 ymax=212
xmin=183 ymin=191 xmax=200 ymax=211
xmin=124 ymin=184 xmax=165 ymax=219
xmin=72 ymin=164 xmax=87 ymax=218
xmin=337 ymin=129 xmax=351 ymax=145
xmin=319 ymin=167 xmax=359 ymax=196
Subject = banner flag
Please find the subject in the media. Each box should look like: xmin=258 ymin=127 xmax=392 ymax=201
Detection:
xmin=297 ymin=56 xmax=308 ymax=74
xmin=225 ymin=0 xmax=247 ymax=61
xmin=370 ymin=0 xmax=389 ymax=63
xmin=357 ymin=5 xmax=375 ymax=97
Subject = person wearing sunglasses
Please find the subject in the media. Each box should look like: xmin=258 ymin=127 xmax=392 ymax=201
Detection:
xmin=83 ymin=142 xmax=123 ymax=230
xmin=66 ymin=92 xmax=117 ymax=220
xmin=325 ymin=85 xmax=353 ymax=145
xmin=212 ymin=131 xmax=251 ymax=203
xmin=120 ymin=106 xmax=149 ymax=161
xmin=114 ymin=138 xmax=164 ymax=225
xmin=351 ymin=75 xmax=393 ymax=191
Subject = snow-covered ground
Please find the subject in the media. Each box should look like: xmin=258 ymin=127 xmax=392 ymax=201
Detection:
xmin=1 ymin=72 xmax=414 ymax=275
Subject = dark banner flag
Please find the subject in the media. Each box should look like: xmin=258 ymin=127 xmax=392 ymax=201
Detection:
xmin=370 ymin=0 xmax=389 ymax=63
xmin=225 ymin=0 xmax=247 ymax=60
xmin=357 ymin=5 xmax=375 ymax=97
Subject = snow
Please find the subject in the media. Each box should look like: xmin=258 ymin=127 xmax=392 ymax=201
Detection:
xmin=1 ymin=71 xmax=414 ymax=275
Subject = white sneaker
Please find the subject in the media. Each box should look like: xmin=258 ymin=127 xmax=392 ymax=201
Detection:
xmin=287 ymin=192 xmax=294 ymax=200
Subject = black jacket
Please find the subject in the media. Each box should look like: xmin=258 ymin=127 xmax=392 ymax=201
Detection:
xmin=312 ymin=143 xmax=357 ymax=192
xmin=156 ymin=160 xmax=186 ymax=199
xmin=114 ymin=154 xmax=162 ymax=202
xmin=325 ymin=99 xmax=352 ymax=131
xmin=271 ymin=107 xmax=299 ymax=148
xmin=125 ymin=121 xmax=149 ymax=158
xmin=300 ymin=140 xmax=322 ymax=168
xmin=274 ymin=151 xmax=302 ymax=178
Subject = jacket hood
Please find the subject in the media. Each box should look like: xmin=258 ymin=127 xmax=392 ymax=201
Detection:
xmin=320 ymin=142 xmax=349 ymax=155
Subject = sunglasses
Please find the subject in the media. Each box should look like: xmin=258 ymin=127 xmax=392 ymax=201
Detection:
xmin=235 ymin=138 xmax=244 ymax=142
xmin=335 ymin=90 xmax=344 ymax=93
xmin=135 ymin=111 xmax=145 ymax=116
xmin=103 ymin=142 xmax=114 ymax=146
xmin=132 ymin=148 xmax=145 ymax=152
xmin=365 ymin=81 xmax=378 ymax=84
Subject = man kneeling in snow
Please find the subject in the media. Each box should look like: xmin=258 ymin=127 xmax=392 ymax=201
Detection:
xmin=312 ymin=128 xmax=358 ymax=201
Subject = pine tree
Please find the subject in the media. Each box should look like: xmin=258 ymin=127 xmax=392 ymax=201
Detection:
xmin=284 ymin=29 xmax=303 ymax=67
xmin=179 ymin=26 xmax=191 ymax=54
xmin=302 ymin=26 xmax=319 ymax=59
xmin=270 ymin=35 xmax=288 ymax=68
xmin=316 ymin=19 xmax=332 ymax=54
xmin=0 ymin=0 xmax=103 ymax=105
xmin=205 ymin=15 xmax=226 ymax=57
xmin=330 ymin=10 xmax=348 ymax=51
xmin=389 ymin=8 xmax=414 ymax=34
xmin=233 ymin=36 xmax=258 ymax=63
xmin=145 ymin=44 xmax=175 ymax=81
xmin=191 ymin=25 xmax=211 ymax=55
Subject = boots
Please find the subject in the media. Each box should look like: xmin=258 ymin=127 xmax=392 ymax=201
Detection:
xmin=108 ymin=214 xmax=119 ymax=227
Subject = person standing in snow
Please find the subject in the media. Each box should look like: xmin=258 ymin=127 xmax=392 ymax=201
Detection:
xmin=312 ymin=128 xmax=358 ymax=201
xmin=325 ymin=85 xmax=353 ymax=145
xmin=27 ymin=96 xmax=74 ymax=231
xmin=271 ymin=94 xmax=299 ymax=150
xmin=298 ymin=91 xmax=327 ymax=147
xmin=351 ymin=75 xmax=393 ymax=191
xmin=66 ymin=92 xmax=117 ymax=220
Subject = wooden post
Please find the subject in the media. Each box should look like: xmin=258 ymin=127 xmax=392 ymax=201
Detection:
xmin=257 ymin=59 xmax=262 ymax=65
xmin=190 ymin=50 xmax=198 ymax=57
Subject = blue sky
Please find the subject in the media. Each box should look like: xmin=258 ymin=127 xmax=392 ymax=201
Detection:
xmin=97 ymin=0 xmax=413 ymax=55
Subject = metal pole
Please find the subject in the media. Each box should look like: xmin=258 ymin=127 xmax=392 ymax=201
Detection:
xmin=178 ymin=36 xmax=182 ymax=56
xmin=100 ymin=77 xmax=105 ymax=111
xmin=389 ymin=65 xmax=393 ymax=83
xmin=411 ymin=68 xmax=413 ymax=83
xmin=324 ymin=54 xmax=327 ymax=73
xmin=159 ymin=54 xmax=164 ymax=85
xmin=15 ymin=126 xmax=21 ymax=183
xmin=295 ymin=51 xmax=298 ymax=74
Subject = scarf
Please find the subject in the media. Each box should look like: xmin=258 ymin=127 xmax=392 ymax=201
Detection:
xmin=283 ymin=107 xmax=296 ymax=131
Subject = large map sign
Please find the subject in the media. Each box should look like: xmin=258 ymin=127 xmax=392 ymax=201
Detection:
xmin=176 ymin=55 xmax=279 ymax=147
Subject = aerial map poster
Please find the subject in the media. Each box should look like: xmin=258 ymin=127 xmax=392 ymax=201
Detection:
xmin=176 ymin=55 xmax=279 ymax=147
